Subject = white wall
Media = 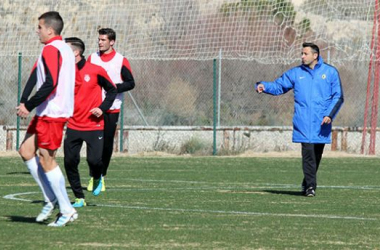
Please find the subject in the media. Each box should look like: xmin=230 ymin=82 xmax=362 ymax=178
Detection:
xmin=1 ymin=126 xmax=377 ymax=156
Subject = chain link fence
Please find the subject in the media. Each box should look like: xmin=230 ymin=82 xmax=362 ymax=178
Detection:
xmin=122 ymin=59 xmax=369 ymax=128
xmin=0 ymin=55 xmax=370 ymax=129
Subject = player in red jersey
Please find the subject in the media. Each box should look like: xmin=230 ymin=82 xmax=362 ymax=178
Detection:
xmin=63 ymin=37 xmax=117 ymax=207
xmin=17 ymin=11 xmax=77 ymax=226
xmin=86 ymin=28 xmax=135 ymax=191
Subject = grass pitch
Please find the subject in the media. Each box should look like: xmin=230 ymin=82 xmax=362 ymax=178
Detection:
xmin=1 ymin=155 xmax=380 ymax=249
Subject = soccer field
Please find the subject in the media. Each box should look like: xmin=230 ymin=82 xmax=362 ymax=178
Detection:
xmin=1 ymin=156 xmax=380 ymax=249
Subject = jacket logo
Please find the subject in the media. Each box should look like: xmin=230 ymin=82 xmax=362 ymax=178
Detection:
xmin=299 ymin=76 xmax=305 ymax=79
xmin=84 ymin=74 xmax=91 ymax=82
xmin=322 ymin=74 xmax=326 ymax=79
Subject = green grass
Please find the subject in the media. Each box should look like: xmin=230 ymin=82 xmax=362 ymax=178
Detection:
xmin=1 ymin=156 xmax=380 ymax=249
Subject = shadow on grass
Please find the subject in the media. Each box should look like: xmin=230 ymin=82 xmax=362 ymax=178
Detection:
xmin=6 ymin=215 xmax=43 ymax=224
xmin=85 ymin=203 xmax=98 ymax=207
xmin=263 ymin=190 xmax=303 ymax=196
xmin=30 ymin=200 xmax=44 ymax=204
xmin=64 ymin=186 xmax=88 ymax=190
xmin=6 ymin=172 xmax=30 ymax=175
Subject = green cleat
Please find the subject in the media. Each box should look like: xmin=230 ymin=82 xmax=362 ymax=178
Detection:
xmin=72 ymin=198 xmax=87 ymax=208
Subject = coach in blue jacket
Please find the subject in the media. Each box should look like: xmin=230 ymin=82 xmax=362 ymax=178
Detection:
xmin=256 ymin=42 xmax=344 ymax=197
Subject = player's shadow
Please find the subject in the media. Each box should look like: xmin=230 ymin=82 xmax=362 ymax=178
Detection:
xmin=6 ymin=200 xmax=48 ymax=224
xmin=263 ymin=190 xmax=303 ymax=196
xmin=30 ymin=200 xmax=44 ymax=204
xmin=6 ymin=171 xmax=30 ymax=175
xmin=65 ymin=186 xmax=88 ymax=190
xmin=6 ymin=215 xmax=42 ymax=224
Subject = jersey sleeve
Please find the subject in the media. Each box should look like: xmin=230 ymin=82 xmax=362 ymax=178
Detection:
xmin=116 ymin=57 xmax=135 ymax=93
xmin=20 ymin=61 xmax=38 ymax=104
xmin=260 ymin=70 xmax=295 ymax=96
xmin=24 ymin=46 xmax=61 ymax=111
xmin=97 ymin=67 xmax=117 ymax=112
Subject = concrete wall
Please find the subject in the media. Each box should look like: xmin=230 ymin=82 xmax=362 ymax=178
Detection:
xmin=1 ymin=126 xmax=376 ymax=156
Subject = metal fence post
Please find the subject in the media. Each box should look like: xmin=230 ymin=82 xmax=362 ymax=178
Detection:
xmin=213 ymin=59 xmax=217 ymax=155
xmin=120 ymin=96 xmax=124 ymax=152
xmin=16 ymin=52 xmax=22 ymax=151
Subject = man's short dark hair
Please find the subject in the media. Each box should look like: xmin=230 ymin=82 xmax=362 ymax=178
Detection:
xmin=302 ymin=42 xmax=320 ymax=56
xmin=38 ymin=11 xmax=64 ymax=35
xmin=65 ymin=37 xmax=85 ymax=57
xmin=98 ymin=28 xmax=116 ymax=41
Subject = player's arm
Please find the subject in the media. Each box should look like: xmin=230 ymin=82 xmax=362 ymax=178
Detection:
xmin=24 ymin=46 xmax=60 ymax=111
xmin=256 ymin=70 xmax=294 ymax=96
xmin=20 ymin=62 xmax=38 ymax=104
xmin=97 ymin=69 xmax=117 ymax=112
xmin=116 ymin=58 xmax=135 ymax=93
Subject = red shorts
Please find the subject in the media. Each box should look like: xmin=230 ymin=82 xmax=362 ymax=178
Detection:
xmin=27 ymin=116 xmax=67 ymax=150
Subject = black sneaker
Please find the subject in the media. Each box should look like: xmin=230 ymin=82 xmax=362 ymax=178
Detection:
xmin=301 ymin=185 xmax=306 ymax=195
xmin=305 ymin=187 xmax=315 ymax=197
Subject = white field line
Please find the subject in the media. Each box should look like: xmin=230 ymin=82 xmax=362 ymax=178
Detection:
xmin=3 ymin=191 xmax=377 ymax=221
xmin=3 ymin=175 xmax=380 ymax=190
xmin=96 ymin=204 xmax=377 ymax=221
xmin=115 ymin=178 xmax=380 ymax=190
xmin=3 ymin=192 xmax=36 ymax=202
xmin=109 ymin=185 xmax=380 ymax=192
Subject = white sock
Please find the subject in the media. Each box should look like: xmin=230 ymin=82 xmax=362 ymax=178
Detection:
xmin=45 ymin=166 xmax=74 ymax=214
xmin=25 ymin=157 xmax=56 ymax=203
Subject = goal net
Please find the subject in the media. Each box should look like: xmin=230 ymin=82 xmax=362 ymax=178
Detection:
xmin=0 ymin=0 xmax=380 ymax=151
xmin=0 ymin=0 xmax=374 ymax=63
xmin=0 ymin=0 xmax=377 ymax=149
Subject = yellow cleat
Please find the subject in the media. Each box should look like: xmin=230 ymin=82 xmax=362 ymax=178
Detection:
xmin=87 ymin=177 xmax=93 ymax=192
xmin=101 ymin=177 xmax=106 ymax=191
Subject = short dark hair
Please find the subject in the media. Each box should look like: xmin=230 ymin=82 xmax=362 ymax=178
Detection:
xmin=302 ymin=42 xmax=319 ymax=56
xmin=65 ymin=37 xmax=85 ymax=57
xmin=38 ymin=11 xmax=64 ymax=35
xmin=98 ymin=28 xmax=116 ymax=41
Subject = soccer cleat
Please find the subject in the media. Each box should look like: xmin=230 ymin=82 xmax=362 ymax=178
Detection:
xmin=101 ymin=177 xmax=105 ymax=191
xmin=87 ymin=177 xmax=94 ymax=191
xmin=72 ymin=198 xmax=87 ymax=208
xmin=47 ymin=210 xmax=78 ymax=227
xmin=36 ymin=200 xmax=57 ymax=222
xmin=92 ymin=176 xmax=103 ymax=196
xmin=305 ymin=187 xmax=316 ymax=197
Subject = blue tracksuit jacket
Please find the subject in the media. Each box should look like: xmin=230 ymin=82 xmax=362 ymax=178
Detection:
xmin=259 ymin=56 xmax=344 ymax=144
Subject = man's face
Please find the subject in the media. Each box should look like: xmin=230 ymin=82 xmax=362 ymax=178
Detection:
xmin=36 ymin=19 xmax=51 ymax=44
xmin=98 ymin=34 xmax=114 ymax=53
xmin=301 ymin=47 xmax=318 ymax=67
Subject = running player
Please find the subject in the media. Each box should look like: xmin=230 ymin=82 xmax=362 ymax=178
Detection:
xmin=17 ymin=11 xmax=77 ymax=226
xmin=86 ymin=28 xmax=135 ymax=191
xmin=63 ymin=37 xmax=117 ymax=207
